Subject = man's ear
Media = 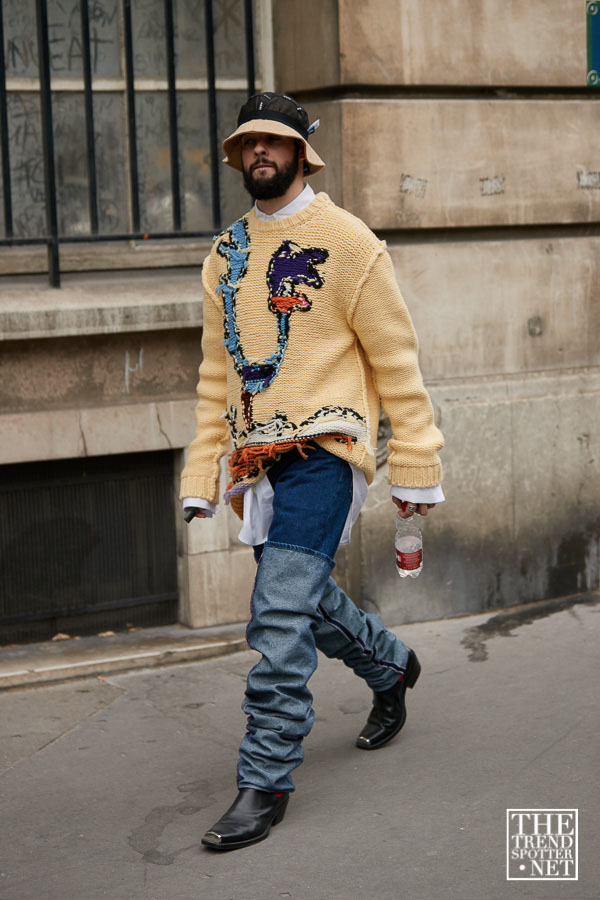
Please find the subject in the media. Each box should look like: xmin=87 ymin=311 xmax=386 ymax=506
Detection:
xmin=298 ymin=141 xmax=309 ymax=176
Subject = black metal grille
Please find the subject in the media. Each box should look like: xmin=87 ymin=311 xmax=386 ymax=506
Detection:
xmin=0 ymin=451 xmax=178 ymax=643
xmin=0 ymin=0 xmax=256 ymax=286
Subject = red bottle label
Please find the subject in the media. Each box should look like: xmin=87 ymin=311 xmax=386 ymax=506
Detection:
xmin=395 ymin=548 xmax=423 ymax=571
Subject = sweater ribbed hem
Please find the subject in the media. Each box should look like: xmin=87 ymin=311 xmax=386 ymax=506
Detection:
xmin=179 ymin=475 xmax=219 ymax=504
xmin=388 ymin=462 xmax=443 ymax=489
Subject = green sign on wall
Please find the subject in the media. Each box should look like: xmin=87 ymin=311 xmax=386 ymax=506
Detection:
xmin=588 ymin=1 xmax=600 ymax=85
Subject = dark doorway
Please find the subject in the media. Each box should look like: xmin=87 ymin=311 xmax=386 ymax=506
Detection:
xmin=0 ymin=451 xmax=178 ymax=644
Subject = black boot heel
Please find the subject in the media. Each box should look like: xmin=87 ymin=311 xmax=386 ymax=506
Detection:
xmin=272 ymin=796 xmax=289 ymax=826
xmin=355 ymin=648 xmax=421 ymax=750
xmin=405 ymin=653 xmax=421 ymax=688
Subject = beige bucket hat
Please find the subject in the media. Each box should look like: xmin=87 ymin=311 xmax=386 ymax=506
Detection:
xmin=222 ymin=92 xmax=325 ymax=176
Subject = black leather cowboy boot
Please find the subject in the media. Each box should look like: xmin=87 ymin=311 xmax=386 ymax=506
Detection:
xmin=201 ymin=788 xmax=290 ymax=851
xmin=355 ymin=649 xmax=421 ymax=750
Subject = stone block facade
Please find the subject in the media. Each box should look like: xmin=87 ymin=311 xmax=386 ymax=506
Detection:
xmin=273 ymin=0 xmax=600 ymax=621
xmin=1 ymin=1 xmax=597 ymax=636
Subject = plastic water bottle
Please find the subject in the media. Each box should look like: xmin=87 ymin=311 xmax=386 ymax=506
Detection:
xmin=395 ymin=510 xmax=423 ymax=578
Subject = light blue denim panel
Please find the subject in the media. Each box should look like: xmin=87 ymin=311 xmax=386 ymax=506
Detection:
xmin=237 ymin=545 xmax=333 ymax=792
xmin=239 ymin=445 xmax=410 ymax=792
xmin=315 ymin=577 xmax=409 ymax=693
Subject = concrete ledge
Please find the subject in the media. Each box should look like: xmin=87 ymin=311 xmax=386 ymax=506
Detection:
xmin=0 ymin=398 xmax=197 ymax=464
xmin=0 ymin=622 xmax=248 ymax=690
xmin=0 ymin=268 xmax=204 ymax=340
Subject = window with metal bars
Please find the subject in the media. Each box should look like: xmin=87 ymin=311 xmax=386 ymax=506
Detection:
xmin=0 ymin=0 xmax=257 ymax=285
xmin=0 ymin=451 xmax=179 ymax=644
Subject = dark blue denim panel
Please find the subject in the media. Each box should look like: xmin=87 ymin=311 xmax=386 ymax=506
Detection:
xmin=253 ymin=544 xmax=263 ymax=563
xmin=263 ymin=443 xmax=353 ymax=563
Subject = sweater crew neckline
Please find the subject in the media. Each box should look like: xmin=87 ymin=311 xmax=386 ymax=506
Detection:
xmin=247 ymin=192 xmax=331 ymax=231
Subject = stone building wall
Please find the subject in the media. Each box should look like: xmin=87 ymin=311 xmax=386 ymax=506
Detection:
xmin=1 ymin=1 xmax=597 ymax=635
xmin=273 ymin=0 xmax=600 ymax=621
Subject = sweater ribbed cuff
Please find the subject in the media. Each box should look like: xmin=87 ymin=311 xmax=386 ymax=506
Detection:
xmin=179 ymin=475 xmax=219 ymax=505
xmin=388 ymin=462 xmax=443 ymax=489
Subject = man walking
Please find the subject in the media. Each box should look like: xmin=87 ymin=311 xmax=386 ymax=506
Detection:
xmin=181 ymin=92 xmax=444 ymax=850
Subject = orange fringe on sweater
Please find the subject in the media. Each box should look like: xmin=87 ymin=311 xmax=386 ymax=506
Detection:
xmin=227 ymin=434 xmax=354 ymax=491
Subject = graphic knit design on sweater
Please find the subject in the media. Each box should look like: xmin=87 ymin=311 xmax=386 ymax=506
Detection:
xmin=215 ymin=217 xmax=329 ymax=431
xmin=180 ymin=192 xmax=444 ymax=513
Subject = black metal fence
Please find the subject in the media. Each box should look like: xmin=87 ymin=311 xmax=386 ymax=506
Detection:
xmin=0 ymin=0 xmax=255 ymax=286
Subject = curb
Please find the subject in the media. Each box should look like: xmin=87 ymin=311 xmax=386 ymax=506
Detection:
xmin=0 ymin=625 xmax=249 ymax=690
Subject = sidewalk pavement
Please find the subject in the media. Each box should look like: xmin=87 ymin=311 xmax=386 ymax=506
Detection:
xmin=1 ymin=592 xmax=598 ymax=900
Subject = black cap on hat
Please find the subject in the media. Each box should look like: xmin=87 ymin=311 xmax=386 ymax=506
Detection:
xmin=237 ymin=92 xmax=310 ymax=141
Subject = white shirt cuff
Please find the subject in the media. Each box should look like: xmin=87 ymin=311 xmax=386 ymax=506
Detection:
xmin=182 ymin=497 xmax=217 ymax=518
xmin=390 ymin=484 xmax=445 ymax=504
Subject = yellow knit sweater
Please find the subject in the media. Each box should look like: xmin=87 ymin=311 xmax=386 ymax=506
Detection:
xmin=180 ymin=192 xmax=443 ymax=513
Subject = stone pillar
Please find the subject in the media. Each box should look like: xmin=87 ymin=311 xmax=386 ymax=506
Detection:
xmin=176 ymin=455 xmax=256 ymax=628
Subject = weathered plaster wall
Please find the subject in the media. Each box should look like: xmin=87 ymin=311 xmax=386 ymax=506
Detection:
xmin=274 ymin=0 xmax=585 ymax=89
xmin=308 ymin=99 xmax=600 ymax=230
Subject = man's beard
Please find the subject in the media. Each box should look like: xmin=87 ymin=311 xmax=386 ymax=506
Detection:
xmin=242 ymin=148 xmax=300 ymax=200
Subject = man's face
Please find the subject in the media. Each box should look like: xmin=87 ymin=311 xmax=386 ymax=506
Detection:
xmin=240 ymin=132 xmax=301 ymax=200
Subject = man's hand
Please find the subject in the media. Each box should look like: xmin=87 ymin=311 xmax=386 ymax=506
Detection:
xmin=184 ymin=507 xmax=210 ymax=523
xmin=392 ymin=497 xmax=436 ymax=519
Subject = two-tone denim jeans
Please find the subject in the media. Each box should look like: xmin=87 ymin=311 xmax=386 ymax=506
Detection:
xmin=237 ymin=444 xmax=411 ymax=793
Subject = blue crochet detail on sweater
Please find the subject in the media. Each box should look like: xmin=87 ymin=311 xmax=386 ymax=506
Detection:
xmin=214 ymin=218 xmax=328 ymax=430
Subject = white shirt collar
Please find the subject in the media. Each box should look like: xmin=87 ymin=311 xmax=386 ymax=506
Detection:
xmin=254 ymin=184 xmax=315 ymax=221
